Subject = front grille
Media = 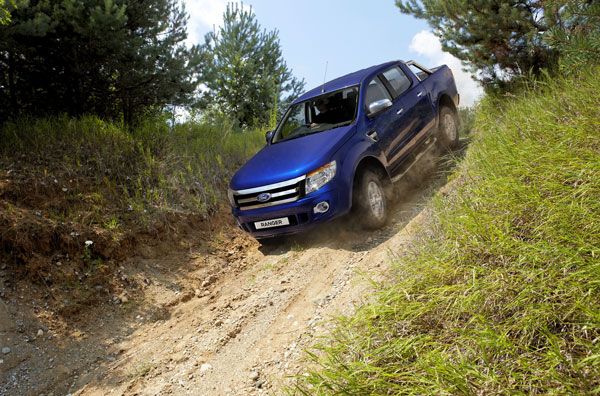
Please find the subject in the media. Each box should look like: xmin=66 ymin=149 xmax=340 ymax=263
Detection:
xmin=233 ymin=175 xmax=305 ymax=211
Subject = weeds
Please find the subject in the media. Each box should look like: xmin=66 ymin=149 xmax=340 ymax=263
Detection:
xmin=458 ymin=106 xmax=475 ymax=137
xmin=292 ymin=68 xmax=600 ymax=394
xmin=0 ymin=115 xmax=265 ymax=225
xmin=0 ymin=115 xmax=265 ymax=297
xmin=128 ymin=359 xmax=158 ymax=380
xmin=81 ymin=240 xmax=103 ymax=276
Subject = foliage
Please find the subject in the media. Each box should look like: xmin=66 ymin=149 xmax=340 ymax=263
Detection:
xmin=0 ymin=0 xmax=202 ymax=125
xmin=291 ymin=68 xmax=600 ymax=394
xmin=199 ymin=2 xmax=304 ymax=128
xmin=0 ymin=116 xmax=266 ymax=221
xmin=0 ymin=0 xmax=14 ymax=24
xmin=545 ymin=0 xmax=600 ymax=71
xmin=396 ymin=0 xmax=562 ymax=86
xmin=457 ymin=106 xmax=475 ymax=137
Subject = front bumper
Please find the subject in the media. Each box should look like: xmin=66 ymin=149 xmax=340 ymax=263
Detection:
xmin=231 ymin=186 xmax=348 ymax=239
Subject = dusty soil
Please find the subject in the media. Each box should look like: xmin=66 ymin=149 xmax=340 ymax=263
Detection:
xmin=0 ymin=147 xmax=462 ymax=396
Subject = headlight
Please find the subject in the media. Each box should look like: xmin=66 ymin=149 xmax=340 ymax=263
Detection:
xmin=305 ymin=161 xmax=336 ymax=194
xmin=227 ymin=188 xmax=236 ymax=207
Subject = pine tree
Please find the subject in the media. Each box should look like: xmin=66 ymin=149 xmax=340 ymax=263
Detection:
xmin=112 ymin=0 xmax=203 ymax=125
xmin=0 ymin=0 xmax=202 ymax=124
xmin=200 ymin=3 xmax=304 ymax=128
xmin=545 ymin=0 xmax=600 ymax=71
xmin=395 ymin=0 xmax=562 ymax=85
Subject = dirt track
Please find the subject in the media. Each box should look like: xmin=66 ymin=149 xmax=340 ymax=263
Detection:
xmin=0 ymin=147 xmax=460 ymax=396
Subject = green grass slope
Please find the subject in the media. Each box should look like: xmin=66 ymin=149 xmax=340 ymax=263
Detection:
xmin=0 ymin=116 xmax=264 ymax=282
xmin=293 ymin=69 xmax=600 ymax=395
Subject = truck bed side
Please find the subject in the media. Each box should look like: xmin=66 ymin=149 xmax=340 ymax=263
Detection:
xmin=418 ymin=64 xmax=460 ymax=120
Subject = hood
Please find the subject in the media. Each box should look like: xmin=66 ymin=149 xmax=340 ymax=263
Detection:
xmin=230 ymin=125 xmax=356 ymax=190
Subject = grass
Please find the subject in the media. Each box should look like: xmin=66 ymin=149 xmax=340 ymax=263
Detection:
xmin=0 ymin=115 xmax=265 ymax=223
xmin=0 ymin=115 xmax=266 ymax=294
xmin=291 ymin=68 xmax=600 ymax=395
xmin=128 ymin=359 xmax=159 ymax=380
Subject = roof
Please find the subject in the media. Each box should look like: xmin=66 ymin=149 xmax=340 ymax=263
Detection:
xmin=293 ymin=60 xmax=402 ymax=104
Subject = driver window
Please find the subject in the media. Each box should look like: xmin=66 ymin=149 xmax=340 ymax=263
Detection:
xmin=365 ymin=78 xmax=391 ymax=109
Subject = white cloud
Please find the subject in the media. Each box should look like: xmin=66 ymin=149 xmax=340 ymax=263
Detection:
xmin=184 ymin=0 xmax=229 ymax=46
xmin=409 ymin=30 xmax=482 ymax=106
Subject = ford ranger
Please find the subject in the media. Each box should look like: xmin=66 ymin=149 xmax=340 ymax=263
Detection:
xmin=228 ymin=60 xmax=460 ymax=239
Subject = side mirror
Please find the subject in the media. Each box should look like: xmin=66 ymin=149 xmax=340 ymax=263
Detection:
xmin=367 ymin=99 xmax=392 ymax=118
xmin=265 ymin=129 xmax=275 ymax=143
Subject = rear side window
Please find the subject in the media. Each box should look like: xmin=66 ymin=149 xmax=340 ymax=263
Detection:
xmin=382 ymin=67 xmax=411 ymax=98
xmin=364 ymin=78 xmax=391 ymax=108
xmin=407 ymin=64 xmax=430 ymax=81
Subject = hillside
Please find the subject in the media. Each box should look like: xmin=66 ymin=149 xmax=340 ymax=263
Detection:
xmin=1 ymin=69 xmax=598 ymax=395
xmin=0 ymin=113 xmax=466 ymax=394
xmin=293 ymin=69 xmax=600 ymax=394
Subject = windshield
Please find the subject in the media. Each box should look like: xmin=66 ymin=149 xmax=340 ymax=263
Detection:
xmin=272 ymin=86 xmax=359 ymax=143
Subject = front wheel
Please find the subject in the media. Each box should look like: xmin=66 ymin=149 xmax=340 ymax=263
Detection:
xmin=438 ymin=106 xmax=459 ymax=149
xmin=354 ymin=170 xmax=388 ymax=229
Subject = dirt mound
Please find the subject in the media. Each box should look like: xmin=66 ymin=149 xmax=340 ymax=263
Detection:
xmin=0 ymin=163 xmax=236 ymax=321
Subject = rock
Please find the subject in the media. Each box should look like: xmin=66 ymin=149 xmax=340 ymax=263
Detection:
xmin=194 ymin=289 xmax=201 ymax=297
xmin=204 ymin=290 xmax=210 ymax=296
xmin=214 ymin=319 xmax=223 ymax=327
xmin=121 ymin=296 xmax=129 ymax=304
xmin=2 ymin=347 xmax=10 ymax=354
xmin=253 ymin=379 xmax=265 ymax=388
xmin=37 ymin=329 xmax=44 ymax=337
xmin=249 ymin=371 xmax=259 ymax=380
xmin=200 ymin=363 xmax=212 ymax=372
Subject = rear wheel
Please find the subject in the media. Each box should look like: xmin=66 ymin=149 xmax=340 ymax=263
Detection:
xmin=438 ymin=106 xmax=459 ymax=149
xmin=354 ymin=169 xmax=388 ymax=229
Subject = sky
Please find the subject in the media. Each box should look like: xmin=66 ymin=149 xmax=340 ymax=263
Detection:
xmin=184 ymin=0 xmax=482 ymax=106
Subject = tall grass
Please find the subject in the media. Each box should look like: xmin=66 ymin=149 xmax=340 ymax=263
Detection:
xmin=0 ymin=116 xmax=265 ymax=223
xmin=292 ymin=69 xmax=600 ymax=395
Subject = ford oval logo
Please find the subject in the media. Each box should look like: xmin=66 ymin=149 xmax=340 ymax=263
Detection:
xmin=257 ymin=193 xmax=271 ymax=203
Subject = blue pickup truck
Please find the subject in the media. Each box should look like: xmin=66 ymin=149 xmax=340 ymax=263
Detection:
xmin=228 ymin=60 xmax=460 ymax=239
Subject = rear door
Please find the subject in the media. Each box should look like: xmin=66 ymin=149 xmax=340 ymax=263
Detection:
xmin=382 ymin=65 xmax=436 ymax=170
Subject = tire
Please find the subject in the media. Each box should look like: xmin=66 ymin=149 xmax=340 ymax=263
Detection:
xmin=438 ymin=106 xmax=459 ymax=150
xmin=354 ymin=169 xmax=388 ymax=230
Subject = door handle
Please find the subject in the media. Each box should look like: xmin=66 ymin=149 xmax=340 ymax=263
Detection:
xmin=417 ymin=91 xmax=423 ymax=97
xmin=396 ymin=108 xmax=404 ymax=115
xmin=366 ymin=129 xmax=379 ymax=142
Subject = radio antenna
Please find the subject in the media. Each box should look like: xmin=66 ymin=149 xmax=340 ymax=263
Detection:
xmin=321 ymin=61 xmax=328 ymax=93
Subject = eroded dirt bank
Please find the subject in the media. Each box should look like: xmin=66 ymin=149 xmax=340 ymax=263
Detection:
xmin=1 ymin=148 xmax=462 ymax=396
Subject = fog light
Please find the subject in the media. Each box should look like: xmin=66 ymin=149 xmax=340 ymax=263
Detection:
xmin=313 ymin=201 xmax=330 ymax=214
